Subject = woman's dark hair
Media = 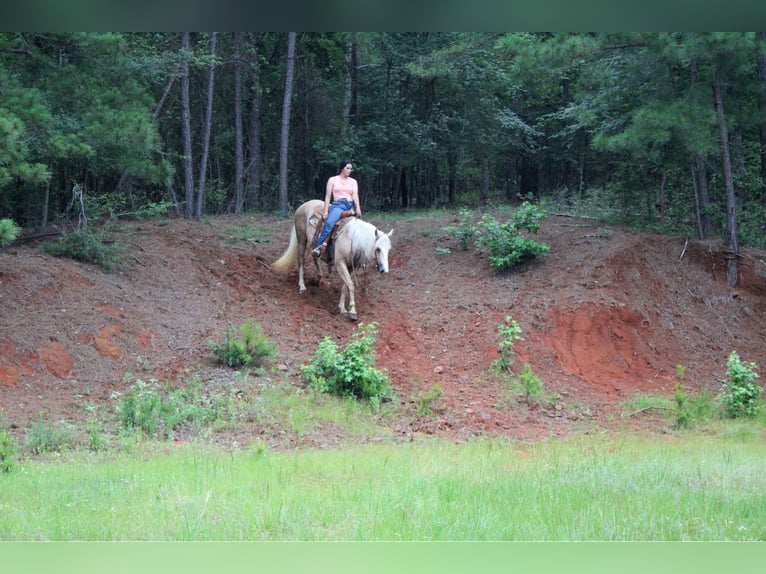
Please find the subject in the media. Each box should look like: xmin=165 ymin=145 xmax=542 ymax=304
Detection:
xmin=338 ymin=160 xmax=352 ymax=173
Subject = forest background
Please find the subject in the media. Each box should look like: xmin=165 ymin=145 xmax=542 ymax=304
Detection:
xmin=1 ymin=32 xmax=765 ymax=281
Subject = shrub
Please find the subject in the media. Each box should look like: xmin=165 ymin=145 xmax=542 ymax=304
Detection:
xmin=210 ymin=320 xmax=276 ymax=369
xmin=476 ymin=202 xmax=549 ymax=270
xmin=720 ymin=351 xmax=763 ymax=418
xmin=302 ymin=322 xmax=392 ymax=408
xmin=39 ymin=230 xmax=127 ymax=272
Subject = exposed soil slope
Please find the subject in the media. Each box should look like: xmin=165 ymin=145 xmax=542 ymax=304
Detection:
xmin=2 ymin=211 xmax=765 ymax=446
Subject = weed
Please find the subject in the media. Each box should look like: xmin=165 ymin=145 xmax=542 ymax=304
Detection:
xmin=492 ymin=316 xmax=523 ymax=373
xmin=25 ymin=415 xmax=75 ymax=455
xmin=0 ymin=430 xmax=17 ymax=473
xmin=117 ymin=376 xmax=238 ymax=440
xmin=210 ymin=320 xmax=276 ymax=369
xmin=417 ymin=384 xmax=443 ymax=416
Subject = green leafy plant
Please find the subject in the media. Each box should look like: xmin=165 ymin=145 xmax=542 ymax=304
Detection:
xmin=492 ymin=316 xmax=523 ymax=373
xmin=302 ymin=322 xmax=392 ymax=408
xmin=0 ymin=218 xmax=22 ymax=247
xmin=39 ymin=229 xmax=127 ymax=272
xmin=720 ymin=351 xmax=763 ymax=418
xmin=210 ymin=320 xmax=276 ymax=369
xmin=476 ymin=202 xmax=549 ymax=270
xmin=0 ymin=430 xmax=17 ymax=473
xmin=443 ymin=209 xmax=478 ymax=249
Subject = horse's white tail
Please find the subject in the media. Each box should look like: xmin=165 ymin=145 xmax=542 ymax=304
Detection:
xmin=272 ymin=225 xmax=298 ymax=272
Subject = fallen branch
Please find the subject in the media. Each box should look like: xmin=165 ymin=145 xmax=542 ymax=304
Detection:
xmin=624 ymin=405 xmax=676 ymax=418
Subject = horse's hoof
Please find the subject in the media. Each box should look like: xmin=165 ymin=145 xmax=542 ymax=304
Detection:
xmin=342 ymin=312 xmax=357 ymax=322
xmin=299 ymin=286 xmax=306 ymax=293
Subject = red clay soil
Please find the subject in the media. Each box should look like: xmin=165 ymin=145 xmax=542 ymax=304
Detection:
xmin=1 ymin=211 xmax=765 ymax=448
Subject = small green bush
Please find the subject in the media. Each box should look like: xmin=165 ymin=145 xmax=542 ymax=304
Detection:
xmin=515 ymin=363 xmax=545 ymax=405
xmin=302 ymin=322 xmax=392 ymax=407
xmin=210 ymin=320 xmax=276 ymax=369
xmin=39 ymin=230 xmax=127 ymax=272
xmin=720 ymin=351 xmax=763 ymax=418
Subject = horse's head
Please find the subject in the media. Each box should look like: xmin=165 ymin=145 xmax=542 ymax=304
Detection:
xmin=374 ymin=228 xmax=394 ymax=273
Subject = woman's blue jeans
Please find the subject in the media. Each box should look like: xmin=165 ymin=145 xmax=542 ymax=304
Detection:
xmin=315 ymin=199 xmax=355 ymax=247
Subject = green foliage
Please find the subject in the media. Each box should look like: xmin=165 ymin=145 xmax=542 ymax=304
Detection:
xmin=0 ymin=218 xmax=21 ymax=247
xmin=210 ymin=320 xmax=276 ymax=369
xmin=39 ymin=230 xmax=127 ymax=272
xmin=117 ymin=376 xmax=238 ymax=439
xmin=302 ymin=322 xmax=392 ymax=407
xmin=25 ymin=415 xmax=75 ymax=455
xmin=417 ymin=384 xmax=443 ymax=416
xmin=476 ymin=202 xmax=549 ymax=270
xmin=0 ymin=430 xmax=17 ymax=474
xmin=492 ymin=316 xmax=523 ymax=373
xmin=720 ymin=351 xmax=763 ymax=419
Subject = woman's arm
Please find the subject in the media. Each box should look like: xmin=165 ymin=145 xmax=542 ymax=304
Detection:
xmin=323 ymin=177 xmax=334 ymax=216
xmin=352 ymin=180 xmax=361 ymax=218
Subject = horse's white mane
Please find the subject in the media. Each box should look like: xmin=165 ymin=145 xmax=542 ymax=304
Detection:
xmin=346 ymin=219 xmax=377 ymax=258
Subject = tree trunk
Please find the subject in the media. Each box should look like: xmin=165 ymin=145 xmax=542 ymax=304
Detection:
xmin=342 ymin=36 xmax=353 ymax=139
xmin=247 ymin=32 xmax=263 ymax=210
xmin=689 ymin=58 xmax=712 ymax=238
xmin=196 ymin=32 xmax=217 ymax=218
xmin=756 ymin=32 xmax=766 ymax=218
xmin=278 ymin=32 xmax=297 ymax=215
xmin=233 ymin=32 xmax=245 ymax=213
xmin=181 ymin=32 xmax=195 ymax=219
xmin=711 ymin=59 xmax=739 ymax=286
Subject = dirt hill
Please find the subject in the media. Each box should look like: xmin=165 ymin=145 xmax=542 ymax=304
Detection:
xmin=2 ymin=211 xmax=765 ymax=446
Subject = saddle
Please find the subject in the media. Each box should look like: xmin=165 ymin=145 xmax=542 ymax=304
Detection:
xmin=310 ymin=207 xmax=356 ymax=267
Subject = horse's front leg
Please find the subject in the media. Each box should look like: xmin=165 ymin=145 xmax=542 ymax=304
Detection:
xmin=336 ymin=263 xmax=357 ymax=321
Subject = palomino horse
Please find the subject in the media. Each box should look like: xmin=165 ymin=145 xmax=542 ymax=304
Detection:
xmin=272 ymin=199 xmax=393 ymax=321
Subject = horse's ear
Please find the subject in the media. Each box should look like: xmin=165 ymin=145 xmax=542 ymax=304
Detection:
xmin=387 ymin=229 xmax=394 ymax=236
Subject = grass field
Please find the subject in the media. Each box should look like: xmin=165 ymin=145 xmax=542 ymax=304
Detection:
xmin=2 ymin=429 xmax=765 ymax=541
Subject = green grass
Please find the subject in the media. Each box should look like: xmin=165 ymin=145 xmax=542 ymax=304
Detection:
xmin=1 ymin=432 xmax=764 ymax=541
